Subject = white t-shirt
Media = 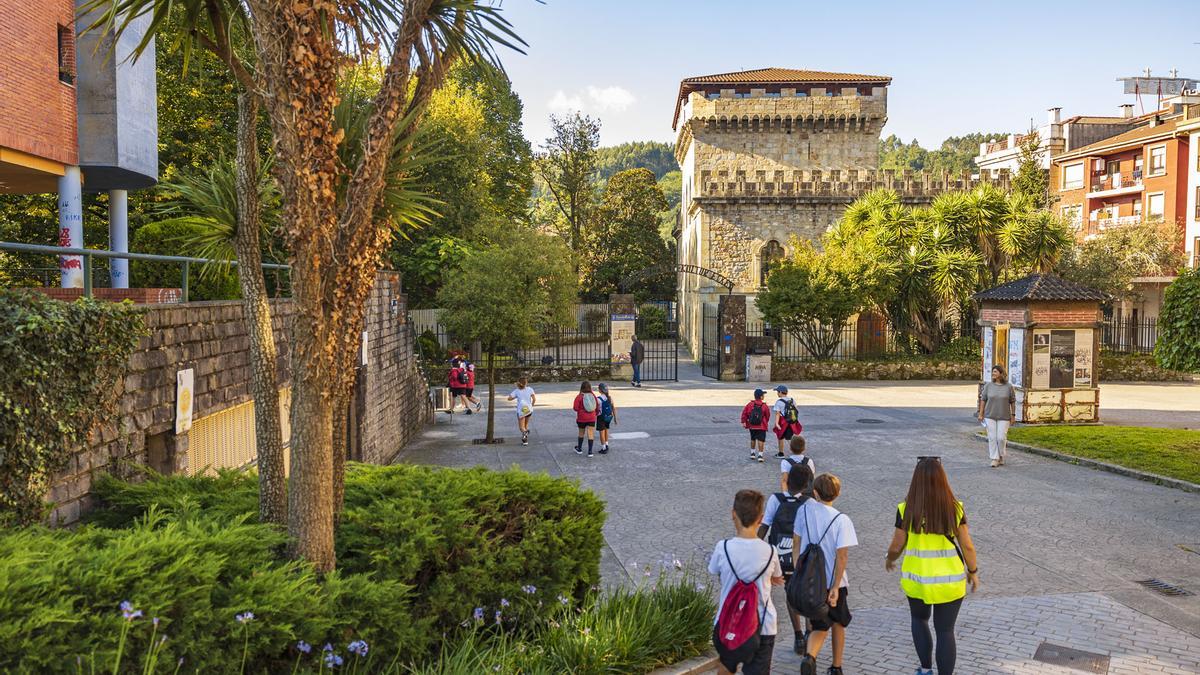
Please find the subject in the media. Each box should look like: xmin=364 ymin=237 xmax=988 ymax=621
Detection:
xmin=794 ymin=500 xmax=857 ymax=589
xmin=779 ymin=455 xmax=814 ymax=477
xmin=708 ymin=537 xmax=782 ymax=636
xmin=508 ymin=387 xmax=535 ymax=417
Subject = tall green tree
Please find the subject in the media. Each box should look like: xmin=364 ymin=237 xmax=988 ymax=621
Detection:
xmin=1013 ymin=133 xmax=1050 ymax=208
xmin=1057 ymin=221 xmax=1185 ymax=301
xmin=580 ymin=168 xmax=672 ymax=302
xmin=537 ymin=113 xmax=601 ymax=268
xmin=436 ymin=228 xmax=576 ymax=442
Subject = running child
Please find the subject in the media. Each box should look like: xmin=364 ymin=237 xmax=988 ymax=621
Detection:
xmin=507 ymin=377 xmax=536 ymax=446
xmin=740 ymin=388 xmax=771 ymax=462
xmin=596 ymin=383 xmax=617 ymax=455
xmin=573 ymin=381 xmax=599 ymax=457
xmin=772 ymin=385 xmax=803 ymax=458
xmin=708 ymin=489 xmax=784 ymax=675
xmin=779 ymin=435 xmax=815 ymax=493
xmin=794 ymin=474 xmax=857 ymax=675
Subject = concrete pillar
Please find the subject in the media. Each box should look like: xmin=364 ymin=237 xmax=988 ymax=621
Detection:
xmin=609 ymin=294 xmax=637 ymax=381
xmin=57 ymin=166 xmax=84 ymax=288
xmin=108 ymin=189 xmax=129 ymax=288
xmin=718 ymin=294 xmax=747 ymax=381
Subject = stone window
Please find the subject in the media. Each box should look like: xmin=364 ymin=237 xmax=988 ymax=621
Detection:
xmin=760 ymin=240 xmax=784 ymax=287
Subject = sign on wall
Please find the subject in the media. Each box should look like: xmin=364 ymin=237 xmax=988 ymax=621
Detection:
xmin=611 ymin=319 xmax=635 ymax=363
xmin=176 ymin=368 xmax=195 ymax=434
xmin=1007 ymin=328 xmax=1024 ymax=388
xmin=1032 ymin=330 xmax=1051 ymax=389
xmin=981 ymin=327 xmax=994 ymax=381
xmin=1074 ymin=329 xmax=1093 ymax=387
xmin=1050 ymin=330 xmax=1076 ymax=389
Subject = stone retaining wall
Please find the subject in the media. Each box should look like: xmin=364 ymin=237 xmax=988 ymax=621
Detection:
xmin=772 ymin=359 xmax=978 ymax=381
xmin=1098 ymin=353 xmax=1196 ymax=382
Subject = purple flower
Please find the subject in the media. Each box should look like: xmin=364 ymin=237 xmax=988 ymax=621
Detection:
xmin=235 ymin=611 xmax=254 ymax=624
xmin=494 ymin=610 xmax=502 ymax=624
xmin=521 ymin=585 xmax=537 ymax=594
xmin=323 ymin=643 xmax=334 ymax=653
xmin=152 ymin=617 xmax=160 ymax=628
xmin=499 ymin=598 xmax=510 ymax=608
xmin=323 ymin=652 xmax=343 ymax=668
xmin=347 ymin=640 xmax=368 ymax=657
xmin=297 ymin=641 xmax=312 ymax=654
xmin=472 ymin=607 xmax=484 ymax=622
xmin=557 ymin=594 xmax=569 ymax=606
xmin=119 ymin=601 xmax=142 ymax=621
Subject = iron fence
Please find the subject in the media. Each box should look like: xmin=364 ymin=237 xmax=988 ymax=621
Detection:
xmin=413 ymin=321 xmax=610 ymax=369
xmin=747 ymin=316 xmax=977 ymax=363
xmin=1100 ymin=317 xmax=1158 ymax=354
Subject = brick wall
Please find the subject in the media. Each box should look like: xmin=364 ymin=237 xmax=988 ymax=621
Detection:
xmin=47 ymin=273 xmax=430 ymax=524
xmin=980 ymin=306 xmax=1028 ymax=324
xmin=1029 ymin=302 xmax=1102 ymax=327
xmin=0 ymin=0 xmax=78 ymax=166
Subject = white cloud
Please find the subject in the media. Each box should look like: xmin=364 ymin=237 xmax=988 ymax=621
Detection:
xmin=547 ymin=85 xmax=636 ymax=114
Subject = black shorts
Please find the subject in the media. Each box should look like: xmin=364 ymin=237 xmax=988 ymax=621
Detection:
xmin=810 ymin=587 xmax=852 ymax=631
xmin=576 ymin=421 xmax=595 ymax=429
xmin=712 ymin=626 xmax=774 ymax=675
xmin=464 ymin=387 xmax=474 ymax=397
xmin=449 ymin=387 xmax=462 ymax=397
xmin=596 ymin=417 xmax=611 ymax=431
xmin=749 ymin=429 xmax=767 ymax=442
xmin=778 ymin=426 xmax=796 ymax=440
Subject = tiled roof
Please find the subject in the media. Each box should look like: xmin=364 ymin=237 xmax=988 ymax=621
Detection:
xmin=973 ymin=274 xmax=1107 ymax=302
xmin=1055 ymin=116 xmax=1181 ymax=161
xmin=680 ymin=67 xmax=891 ymax=85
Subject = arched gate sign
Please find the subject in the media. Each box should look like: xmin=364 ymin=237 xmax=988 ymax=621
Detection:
xmin=620 ymin=264 xmax=734 ymax=295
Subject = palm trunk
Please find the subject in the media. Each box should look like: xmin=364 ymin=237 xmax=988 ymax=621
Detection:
xmin=286 ymin=360 xmax=335 ymax=571
xmin=233 ymin=92 xmax=286 ymax=526
xmin=485 ymin=349 xmax=496 ymax=442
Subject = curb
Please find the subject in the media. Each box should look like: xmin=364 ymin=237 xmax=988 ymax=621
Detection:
xmin=648 ymin=652 xmax=720 ymax=675
xmin=972 ymin=433 xmax=1200 ymax=494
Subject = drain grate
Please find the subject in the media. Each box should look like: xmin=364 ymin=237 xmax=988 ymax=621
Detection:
xmin=856 ymin=418 xmax=884 ymax=424
xmin=1033 ymin=643 xmax=1109 ymax=673
xmin=1136 ymin=578 xmax=1194 ymax=596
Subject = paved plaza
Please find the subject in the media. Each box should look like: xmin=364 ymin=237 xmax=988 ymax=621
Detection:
xmin=400 ymin=358 xmax=1200 ymax=673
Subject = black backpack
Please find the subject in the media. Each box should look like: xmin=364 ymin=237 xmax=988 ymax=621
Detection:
xmin=784 ymin=455 xmax=813 ymax=472
xmin=767 ymin=493 xmax=806 ymax=575
xmin=782 ymin=399 xmax=800 ymax=424
xmin=786 ymin=504 xmax=843 ymax=620
xmin=457 ymin=369 xmax=470 ymax=384
xmin=747 ymin=401 xmax=765 ymax=426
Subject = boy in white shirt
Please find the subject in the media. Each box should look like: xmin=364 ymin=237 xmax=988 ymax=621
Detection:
xmin=708 ymin=489 xmax=784 ymax=675
xmin=793 ymin=473 xmax=857 ymax=675
xmin=506 ymin=377 xmax=536 ymax=446
xmin=779 ymin=435 xmax=815 ymax=493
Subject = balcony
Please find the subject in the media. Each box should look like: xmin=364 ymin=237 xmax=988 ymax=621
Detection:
xmin=1081 ymin=215 xmax=1143 ymax=238
xmin=1087 ymin=173 xmax=1143 ymax=198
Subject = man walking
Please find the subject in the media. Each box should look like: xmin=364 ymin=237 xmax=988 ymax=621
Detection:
xmin=630 ymin=334 xmax=645 ymax=388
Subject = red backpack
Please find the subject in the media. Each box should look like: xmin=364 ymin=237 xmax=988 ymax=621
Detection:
xmin=716 ymin=540 xmax=774 ymax=655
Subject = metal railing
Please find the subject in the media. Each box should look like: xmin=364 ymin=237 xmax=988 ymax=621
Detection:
xmin=1101 ymin=317 xmax=1158 ymax=355
xmin=413 ymin=321 xmax=611 ymax=369
xmin=0 ymin=241 xmax=289 ymax=302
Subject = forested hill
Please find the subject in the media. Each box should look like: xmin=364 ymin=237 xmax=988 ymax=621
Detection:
xmin=878 ymin=132 xmax=1006 ymax=173
xmin=595 ymin=141 xmax=677 ymax=181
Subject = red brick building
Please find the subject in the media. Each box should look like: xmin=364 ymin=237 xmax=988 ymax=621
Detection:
xmin=0 ymin=0 xmax=78 ymax=192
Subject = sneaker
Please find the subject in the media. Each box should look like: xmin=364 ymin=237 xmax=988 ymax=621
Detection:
xmin=587 ymin=450 xmax=594 ymax=458
xmin=827 ymin=667 xmax=843 ymax=675
xmin=599 ymin=445 xmax=609 ymax=455
xmin=915 ymin=670 xmax=933 ymax=675
xmin=775 ymin=451 xmax=786 ymax=459
xmin=990 ymin=459 xmax=999 ymax=468
xmin=757 ymin=453 xmax=765 ymax=463
xmin=474 ymin=402 xmax=482 ymax=411
xmin=998 ymin=455 xmax=1005 ymax=466
xmin=800 ymin=654 xmax=816 ymax=675
xmin=464 ymin=409 xmax=473 ymax=415
xmin=749 ymin=452 xmax=758 ymax=461
xmin=575 ymin=446 xmax=583 ymax=455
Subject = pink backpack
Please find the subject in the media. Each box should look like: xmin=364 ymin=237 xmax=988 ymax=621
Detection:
xmin=716 ymin=540 xmax=774 ymax=653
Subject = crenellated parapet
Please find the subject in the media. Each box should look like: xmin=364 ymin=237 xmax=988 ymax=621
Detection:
xmin=694 ymin=168 xmax=1012 ymax=204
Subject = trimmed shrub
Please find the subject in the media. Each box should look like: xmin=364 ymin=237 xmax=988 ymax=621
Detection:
xmin=935 ymin=335 xmax=981 ymax=362
xmin=637 ymin=304 xmax=668 ymax=339
xmin=72 ymin=463 xmax=607 ymax=664
xmin=130 ymin=218 xmax=241 ymax=301
xmin=1156 ymin=269 xmax=1200 ymax=372
xmin=0 ymin=290 xmax=144 ymax=525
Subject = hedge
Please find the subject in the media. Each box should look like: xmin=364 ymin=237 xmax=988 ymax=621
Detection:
xmin=0 ymin=463 xmax=606 ymax=672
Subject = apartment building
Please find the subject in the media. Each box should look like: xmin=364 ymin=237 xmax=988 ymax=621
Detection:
xmin=1179 ymin=104 xmax=1200 ymax=269
xmin=976 ymin=106 xmax=1139 ymax=175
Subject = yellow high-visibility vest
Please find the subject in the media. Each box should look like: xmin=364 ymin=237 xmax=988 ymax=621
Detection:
xmin=897 ymin=501 xmax=966 ymax=604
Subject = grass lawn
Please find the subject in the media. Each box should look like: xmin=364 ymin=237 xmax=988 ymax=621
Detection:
xmin=1007 ymin=426 xmax=1200 ymax=485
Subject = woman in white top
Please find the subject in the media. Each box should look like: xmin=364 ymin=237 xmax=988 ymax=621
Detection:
xmin=977 ymin=365 xmax=1016 ymax=468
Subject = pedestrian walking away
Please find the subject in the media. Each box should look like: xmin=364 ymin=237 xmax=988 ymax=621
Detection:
xmin=978 ymin=365 xmax=1016 ymax=468
xmin=885 ymin=457 xmax=980 ymax=675
xmin=780 ymin=435 xmax=815 ymax=493
xmin=573 ymin=381 xmax=599 ymax=457
xmin=741 ymin=388 xmax=771 ymax=462
xmin=709 ymin=490 xmax=784 ymax=675
xmin=759 ymin=462 xmax=815 ymax=655
xmin=629 ymin=335 xmax=645 ymax=387
xmin=464 ymin=362 xmax=482 ymax=412
xmin=596 ymin=383 xmax=617 ymax=454
xmin=772 ymin=385 xmax=803 ymax=458
xmin=447 ymin=358 xmax=464 ymax=413
xmin=793 ymin=474 xmax=857 ymax=675
xmin=507 ymin=377 xmax=536 ymax=446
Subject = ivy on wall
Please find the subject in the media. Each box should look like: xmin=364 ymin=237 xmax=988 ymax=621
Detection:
xmin=1156 ymin=269 xmax=1200 ymax=374
xmin=0 ymin=291 xmax=145 ymax=525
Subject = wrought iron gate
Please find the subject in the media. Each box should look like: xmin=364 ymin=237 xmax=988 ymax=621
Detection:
xmin=701 ymin=302 xmax=720 ymax=379
xmin=634 ymin=314 xmax=678 ymax=381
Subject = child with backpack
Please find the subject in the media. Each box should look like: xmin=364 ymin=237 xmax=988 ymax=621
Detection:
xmin=464 ymin=363 xmax=482 ymax=412
xmin=573 ymin=381 xmax=599 ymax=458
xmin=760 ymin=462 xmax=815 ymax=655
xmin=708 ymin=489 xmax=784 ymax=675
xmin=595 ymin=383 xmax=616 ymax=455
xmin=790 ymin=473 xmax=857 ymax=675
xmin=772 ymin=385 xmax=803 ymax=459
xmin=741 ymin=388 xmax=771 ymax=462
xmin=780 ymin=435 xmax=816 ymax=493
xmin=506 ymin=377 xmax=536 ymax=446
xmin=447 ymin=359 xmax=463 ymax=413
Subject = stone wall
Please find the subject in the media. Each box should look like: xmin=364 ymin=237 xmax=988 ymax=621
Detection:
xmin=48 ymin=272 xmax=429 ymax=525
xmin=1099 ymin=353 xmax=1196 ymax=382
xmin=772 ymin=359 xmax=979 ymax=381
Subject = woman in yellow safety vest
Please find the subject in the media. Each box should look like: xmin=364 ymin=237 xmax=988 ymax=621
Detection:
xmin=885 ymin=457 xmax=980 ymax=675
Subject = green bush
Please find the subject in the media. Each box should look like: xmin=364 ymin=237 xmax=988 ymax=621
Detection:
xmin=0 ymin=290 xmax=145 ymax=525
xmin=73 ymin=463 xmax=607 ymax=665
xmin=1156 ymin=269 xmax=1200 ymax=372
xmin=130 ymin=218 xmax=241 ymax=301
xmin=582 ymin=308 xmax=608 ymax=333
xmin=637 ymin=304 xmax=668 ymax=339
xmin=936 ymin=335 xmax=981 ymax=362
xmin=416 ymin=329 xmax=446 ymax=362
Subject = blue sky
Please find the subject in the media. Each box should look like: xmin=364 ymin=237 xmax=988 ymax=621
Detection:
xmin=496 ymin=0 xmax=1199 ymax=149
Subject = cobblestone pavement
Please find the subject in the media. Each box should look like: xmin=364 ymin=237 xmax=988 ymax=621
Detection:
xmin=400 ymin=357 xmax=1200 ymax=672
